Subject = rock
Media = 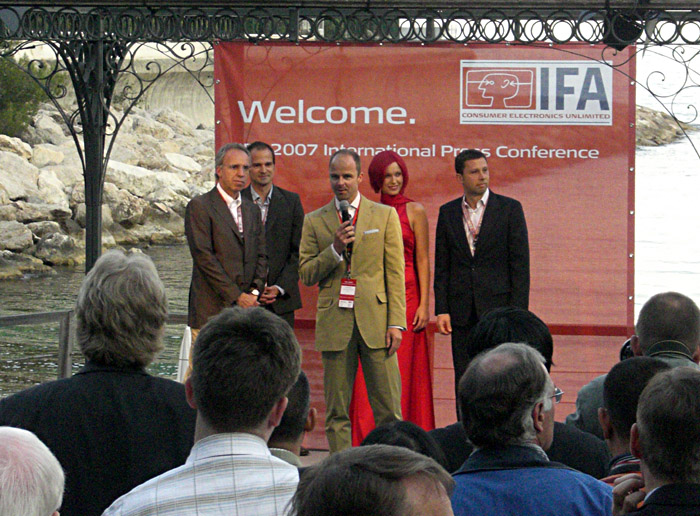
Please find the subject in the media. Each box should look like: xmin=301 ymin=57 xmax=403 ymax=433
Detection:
xmin=46 ymin=162 xmax=83 ymax=190
xmin=145 ymin=187 xmax=190 ymax=216
xmin=165 ymin=152 xmax=201 ymax=173
xmin=0 ymin=201 xmax=70 ymax=223
xmin=130 ymin=114 xmax=174 ymax=140
xmin=0 ymin=221 xmax=34 ymax=251
xmin=154 ymin=108 xmax=195 ymax=137
xmin=34 ymin=233 xmax=85 ymax=266
xmin=106 ymin=160 xmax=189 ymax=198
xmin=31 ymin=144 xmax=65 ymax=168
xmin=106 ymin=189 xmax=148 ymax=227
xmin=636 ymin=105 xmax=696 ymax=146
xmin=0 ymin=251 xmax=53 ymax=280
xmin=27 ymin=221 xmax=62 ymax=240
xmin=0 ymin=184 xmax=8 ymax=205
xmin=0 ymin=151 xmax=41 ymax=201
xmin=26 ymin=113 xmax=67 ymax=146
xmin=0 ymin=135 xmax=32 ymax=160
xmin=37 ymin=170 xmax=70 ymax=210
xmin=73 ymin=203 xmax=114 ymax=229
xmin=144 ymin=203 xmax=185 ymax=236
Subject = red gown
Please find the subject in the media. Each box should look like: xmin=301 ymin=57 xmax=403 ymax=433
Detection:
xmin=349 ymin=202 xmax=435 ymax=445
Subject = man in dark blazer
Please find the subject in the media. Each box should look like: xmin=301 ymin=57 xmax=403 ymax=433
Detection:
xmin=0 ymin=250 xmax=196 ymax=516
xmin=242 ymin=141 xmax=304 ymax=328
xmin=185 ymin=143 xmax=267 ymax=353
xmin=612 ymin=368 xmax=700 ymax=515
xmin=434 ymin=148 xmax=530 ymax=400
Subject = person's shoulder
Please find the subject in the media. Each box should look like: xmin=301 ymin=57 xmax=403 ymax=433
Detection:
xmin=274 ymin=185 xmax=301 ymax=201
xmin=188 ymin=188 xmax=216 ymax=207
xmin=104 ymin=463 xmax=190 ymax=515
xmin=406 ymin=201 xmax=426 ymax=216
xmin=489 ymin=191 xmax=523 ymax=208
xmin=438 ymin=197 xmax=462 ymax=212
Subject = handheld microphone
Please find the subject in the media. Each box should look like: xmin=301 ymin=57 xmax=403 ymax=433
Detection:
xmin=338 ymin=200 xmax=353 ymax=256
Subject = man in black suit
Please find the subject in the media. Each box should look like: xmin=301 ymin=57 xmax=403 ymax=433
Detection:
xmin=434 ymin=148 xmax=530 ymax=398
xmin=0 ymin=250 xmax=196 ymax=516
xmin=242 ymin=141 xmax=304 ymax=328
xmin=613 ymin=367 xmax=700 ymax=515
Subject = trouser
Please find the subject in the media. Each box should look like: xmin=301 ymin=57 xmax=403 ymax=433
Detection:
xmin=184 ymin=327 xmax=200 ymax=382
xmin=265 ymin=306 xmax=295 ymax=329
xmin=451 ymin=304 xmax=479 ymax=419
xmin=321 ymin=320 xmax=402 ymax=453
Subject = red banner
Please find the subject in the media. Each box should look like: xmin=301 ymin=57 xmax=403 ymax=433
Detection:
xmin=215 ymin=42 xmax=635 ymax=329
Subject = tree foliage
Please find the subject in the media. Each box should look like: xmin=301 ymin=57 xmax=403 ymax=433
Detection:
xmin=0 ymin=54 xmax=45 ymax=137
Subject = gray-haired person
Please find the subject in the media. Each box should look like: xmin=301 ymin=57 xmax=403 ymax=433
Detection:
xmin=0 ymin=426 xmax=64 ymax=516
xmin=0 ymin=250 xmax=196 ymax=516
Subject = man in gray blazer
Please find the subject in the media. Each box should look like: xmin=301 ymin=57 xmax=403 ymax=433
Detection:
xmin=242 ymin=141 xmax=304 ymax=328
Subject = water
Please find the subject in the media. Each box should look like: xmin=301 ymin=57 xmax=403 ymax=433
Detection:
xmin=1 ymin=45 xmax=699 ymax=396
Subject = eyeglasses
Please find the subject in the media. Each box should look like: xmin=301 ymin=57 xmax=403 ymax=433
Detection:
xmin=551 ymin=387 xmax=564 ymax=404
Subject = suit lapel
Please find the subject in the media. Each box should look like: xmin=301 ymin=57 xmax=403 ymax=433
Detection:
xmin=475 ymin=192 xmax=500 ymax=256
xmin=210 ymin=188 xmax=243 ymax=242
xmin=319 ymin=199 xmax=339 ymax=237
xmin=447 ymin=199 xmax=472 ymax=261
xmin=264 ymin=186 xmax=282 ymax=234
xmin=353 ymin=195 xmax=371 ymax=249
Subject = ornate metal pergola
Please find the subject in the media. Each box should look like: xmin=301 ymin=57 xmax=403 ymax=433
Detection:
xmin=0 ymin=1 xmax=697 ymax=270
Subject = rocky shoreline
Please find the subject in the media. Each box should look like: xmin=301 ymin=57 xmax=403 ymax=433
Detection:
xmin=0 ymin=102 xmax=695 ymax=279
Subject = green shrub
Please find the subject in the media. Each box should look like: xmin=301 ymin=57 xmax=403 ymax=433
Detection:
xmin=0 ymin=54 xmax=45 ymax=137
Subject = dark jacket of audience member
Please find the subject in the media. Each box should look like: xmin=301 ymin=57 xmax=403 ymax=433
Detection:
xmin=429 ymin=306 xmax=610 ymax=477
xmin=0 ymin=251 xmax=196 ymax=516
xmin=613 ymin=368 xmax=700 ymax=515
xmin=361 ymin=420 xmax=449 ymax=471
xmin=599 ymin=357 xmax=670 ymax=484
xmin=567 ymin=292 xmax=700 ymax=439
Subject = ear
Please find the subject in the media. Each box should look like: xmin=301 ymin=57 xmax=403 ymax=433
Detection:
xmin=455 ymin=173 xmax=464 ymax=184
xmin=185 ymin=377 xmax=197 ymax=410
xmin=598 ymin=407 xmax=614 ymax=440
xmin=268 ymin=396 xmax=289 ymax=429
xmin=532 ymin=402 xmax=546 ymax=434
xmin=630 ymin=335 xmax=643 ymax=356
xmin=692 ymin=347 xmax=700 ymax=364
xmin=304 ymin=407 xmax=318 ymax=433
xmin=630 ymin=423 xmax=643 ymax=459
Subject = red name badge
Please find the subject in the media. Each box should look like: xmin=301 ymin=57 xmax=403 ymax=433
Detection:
xmin=339 ymin=278 xmax=357 ymax=309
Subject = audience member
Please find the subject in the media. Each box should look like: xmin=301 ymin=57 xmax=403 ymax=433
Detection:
xmin=0 ymin=427 xmax=64 ymax=516
xmin=104 ymin=307 xmax=302 ymax=515
xmin=613 ymin=368 xmax=700 ymax=515
xmin=267 ymin=370 xmax=317 ymax=467
xmin=567 ymin=292 xmax=700 ymax=438
xmin=430 ymin=306 xmax=610 ymax=476
xmin=291 ymin=444 xmax=454 ymax=516
xmin=451 ymin=343 xmax=612 ymax=516
xmin=599 ymin=357 xmax=671 ymax=484
xmin=361 ymin=420 xmax=449 ymax=470
xmin=0 ymin=250 xmax=196 ymax=516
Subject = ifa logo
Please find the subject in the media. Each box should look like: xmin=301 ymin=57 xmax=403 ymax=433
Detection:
xmin=464 ymin=68 xmax=535 ymax=109
xmin=460 ymin=60 xmax=613 ymax=126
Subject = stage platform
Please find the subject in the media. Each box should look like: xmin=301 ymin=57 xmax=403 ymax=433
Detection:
xmin=299 ymin=324 xmax=624 ymax=451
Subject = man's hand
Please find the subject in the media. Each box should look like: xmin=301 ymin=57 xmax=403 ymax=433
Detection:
xmin=385 ymin=327 xmax=402 ymax=355
xmin=437 ymin=314 xmax=452 ymax=335
xmin=333 ymin=220 xmax=355 ymax=255
xmin=258 ymin=286 xmax=280 ymax=305
xmin=613 ymin=474 xmax=645 ymax=515
xmin=236 ymin=292 xmax=260 ymax=308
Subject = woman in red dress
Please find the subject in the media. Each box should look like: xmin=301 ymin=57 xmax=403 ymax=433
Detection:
xmin=349 ymin=150 xmax=435 ymax=445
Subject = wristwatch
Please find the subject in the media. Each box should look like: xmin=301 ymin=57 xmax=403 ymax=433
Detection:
xmin=249 ymin=288 xmax=260 ymax=297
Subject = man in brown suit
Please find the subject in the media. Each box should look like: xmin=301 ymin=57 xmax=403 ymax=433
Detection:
xmin=185 ymin=143 xmax=267 ymax=368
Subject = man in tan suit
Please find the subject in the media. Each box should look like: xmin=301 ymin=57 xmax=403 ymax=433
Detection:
xmin=185 ymin=143 xmax=267 ymax=371
xmin=300 ymin=149 xmax=406 ymax=452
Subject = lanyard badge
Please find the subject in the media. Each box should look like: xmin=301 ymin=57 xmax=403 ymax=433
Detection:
xmin=339 ymin=277 xmax=357 ymax=309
